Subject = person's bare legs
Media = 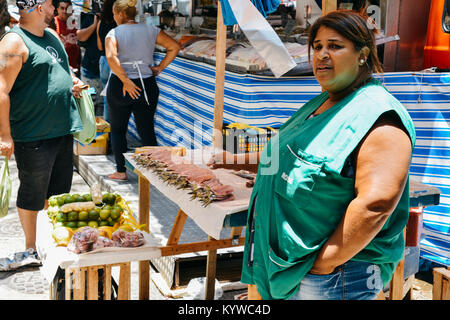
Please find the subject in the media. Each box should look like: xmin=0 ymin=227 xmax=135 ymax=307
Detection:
xmin=17 ymin=200 xmax=48 ymax=251
xmin=17 ymin=208 xmax=38 ymax=251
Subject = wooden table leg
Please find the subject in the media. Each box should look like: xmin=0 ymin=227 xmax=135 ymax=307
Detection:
xmin=205 ymin=236 xmax=218 ymax=300
xmin=138 ymin=174 xmax=150 ymax=300
xmin=167 ymin=209 xmax=188 ymax=246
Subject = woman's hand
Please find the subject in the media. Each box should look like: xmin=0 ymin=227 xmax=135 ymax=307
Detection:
xmin=151 ymin=65 xmax=163 ymax=76
xmin=308 ymin=261 xmax=337 ymax=275
xmin=207 ymin=151 xmax=235 ymax=169
xmin=122 ymin=78 xmax=141 ymax=100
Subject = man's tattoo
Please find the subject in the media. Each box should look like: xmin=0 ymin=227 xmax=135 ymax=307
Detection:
xmin=0 ymin=52 xmax=23 ymax=71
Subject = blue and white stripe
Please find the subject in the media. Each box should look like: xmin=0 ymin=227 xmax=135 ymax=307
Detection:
xmin=128 ymin=54 xmax=450 ymax=266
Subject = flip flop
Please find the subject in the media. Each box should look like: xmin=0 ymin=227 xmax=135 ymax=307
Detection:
xmin=105 ymin=173 xmax=128 ymax=181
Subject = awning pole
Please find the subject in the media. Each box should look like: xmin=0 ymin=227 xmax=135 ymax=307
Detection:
xmin=212 ymin=3 xmax=227 ymax=150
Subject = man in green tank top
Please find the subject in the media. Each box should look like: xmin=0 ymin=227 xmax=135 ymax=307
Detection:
xmin=0 ymin=0 xmax=85 ymax=255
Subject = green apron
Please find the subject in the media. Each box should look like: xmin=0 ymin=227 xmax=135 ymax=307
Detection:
xmin=240 ymin=79 xmax=416 ymax=300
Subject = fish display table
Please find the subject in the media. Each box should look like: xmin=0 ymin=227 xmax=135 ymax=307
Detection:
xmin=124 ymin=149 xmax=251 ymax=300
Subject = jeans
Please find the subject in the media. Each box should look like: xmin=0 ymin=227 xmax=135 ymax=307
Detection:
xmin=99 ymin=56 xmax=111 ymax=122
xmin=288 ymin=260 xmax=383 ymax=300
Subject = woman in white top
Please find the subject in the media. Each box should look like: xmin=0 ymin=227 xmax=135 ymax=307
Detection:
xmin=105 ymin=0 xmax=180 ymax=181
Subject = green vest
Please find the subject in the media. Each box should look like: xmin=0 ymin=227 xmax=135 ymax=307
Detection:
xmin=240 ymin=79 xmax=416 ymax=300
xmin=7 ymin=26 xmax=82 ymax=142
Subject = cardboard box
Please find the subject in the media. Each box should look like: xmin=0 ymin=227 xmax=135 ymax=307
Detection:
xmin=73 ymin=117 xmax=110 ymax=155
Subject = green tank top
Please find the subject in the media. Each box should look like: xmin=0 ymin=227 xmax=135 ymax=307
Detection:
xmin=240 ymin=78 xmax=416 ymax=300
xmin=7 ymin=26 xmax=82 ymax=142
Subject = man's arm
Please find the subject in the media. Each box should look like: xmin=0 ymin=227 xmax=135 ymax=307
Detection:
xmin=0 ymin=33 xmax=27 ymax=159
xmin=76 ymin=14 xmax=99 ymax=42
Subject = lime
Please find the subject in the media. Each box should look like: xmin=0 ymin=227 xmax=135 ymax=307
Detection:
xmin=99 ymin=209 xmax=110 ymax=221
xmin=56 ymin=196 xmax=65 ymax=207
xmin=66 ymin=221 xmax=78 ymax=229
xmin=78 ymin=211 xmax=89 ymax=221
xmin=99 ymin=221 xmax=109 ymax=227
xmin=110 ymin=208 xmax=121 ymax=220
xmin=88 ymin=210 xmax=99 ymax=221
xmin=67 ymin=211 xmax=78 ymax=221
xmin=64 ymin=195 xmax=76 ymax=204
xmin=102 ymin=204 xmax=112 ymax=211
xmin=83 ymin=194 xmax=92 ymax=201
xmin=75 ymin=195 xmax=85 ymax=202
xmin=56 ymin=212 xmax=67 ymax=222
xmin=88 ymin=221 xmax=99 ymax=228
xmin=102 ymin=193 xmax=116 ymax=205
xmin=77 ymin=221 xmax=88 ymax=228
xmin=48 ymin=198 xmax=58 ymax=207
xmin=108 ymin=218 xmax=116 ymax=227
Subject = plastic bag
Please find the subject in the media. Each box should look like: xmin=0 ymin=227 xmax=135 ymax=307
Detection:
xmin=73 ymin=89 xmax=96 ymax=145
xmin=184 ymin=277 xmax=223 ymax=300
xmin=92 ymin=236 xmax=114 ymax=250
xmin=67 ymin=227 xmax=99 ymax=254
xmin=0 ymin=157 xmax=12 ymax=218
xmin=112 ymin=229 xmax=145 ymax=247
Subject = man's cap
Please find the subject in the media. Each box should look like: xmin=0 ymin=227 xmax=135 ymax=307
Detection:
xmin=16 ymin=0 xmax=47 ymax=10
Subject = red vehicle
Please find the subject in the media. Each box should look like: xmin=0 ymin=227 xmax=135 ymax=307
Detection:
xmin=424 ymin=0 xmax=450 ymax=69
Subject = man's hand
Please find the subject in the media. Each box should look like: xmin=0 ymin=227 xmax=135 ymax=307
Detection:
xmin=72 ymin=77 xmax=86 ymax=98
xmin=0 ymin=134 xmax=14 ymax=159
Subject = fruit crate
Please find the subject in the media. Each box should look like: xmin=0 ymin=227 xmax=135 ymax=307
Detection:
xmin=222 ymin=123 xmax=278 ymax=154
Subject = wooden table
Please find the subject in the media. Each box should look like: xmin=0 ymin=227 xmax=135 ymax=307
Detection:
xmin=386 ymin=178 xmax=441 ymax=300
xmin=126 ymin=151 xmax=441 ymax=300
xmin=125 ymin=153 xmax=248 ymax=300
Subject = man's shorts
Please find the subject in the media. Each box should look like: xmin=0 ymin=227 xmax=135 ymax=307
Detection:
xmin=14 ymin=134 xmax=74 ymax=211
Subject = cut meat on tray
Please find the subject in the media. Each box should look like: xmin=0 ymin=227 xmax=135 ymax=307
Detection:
xmin=133 ymin=148 xmax=234 ymax=207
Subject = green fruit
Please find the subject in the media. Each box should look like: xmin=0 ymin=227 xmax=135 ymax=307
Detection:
xmin=102 ymin=193 xmax=116 ymax=205
xmin=66 ymin=221 xmax=78 ymax=229
xmin=64 ymin=195 xmax=76 ymax=204
xmin=75 ymin=196 xmax=85 ymax=202
xmin=99 ymin=221 xmax=109 ymax=227
xmin=56 ymin=197 xmax=65 ymax=207
xmin=103 ymin=204 xmax=112 ymax=211
xmin=99 ymin=209 xmax=111 ymax=220
xmin=48 ymin=198 xmax=58 ymax=207
xmin=88 ymin=221 xmax=99 ymax=228
xmin=78 ymin=211 xmax=89 ymax=221
xmin=77 ymin=221 xmax=88 ymax=228
xmin=67 ymin=211 xmax=78 ymax=221
xmin=83 ymin=194 xmax=92 ymax=201
xmin=108 ymin=218 xmax=116 ymax=227
xmin=56 ymin=212 xmax=67 ymax=222
xmin=110 ymin=208 xmax=121 ymax=220
xmin=88 ymin=210 xmax=99 ymax=221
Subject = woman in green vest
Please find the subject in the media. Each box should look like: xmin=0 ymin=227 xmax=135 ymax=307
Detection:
xmin=208 ymin=10 xmax=415 ymax=300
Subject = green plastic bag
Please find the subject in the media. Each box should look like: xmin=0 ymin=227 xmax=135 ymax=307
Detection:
xmin=73 ymin=89 xmax=97 ymax=145
xmin=0 ymin=157 xmax=12 ymax=218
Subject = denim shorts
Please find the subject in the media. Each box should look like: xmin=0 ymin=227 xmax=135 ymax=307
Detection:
xmin=14 ymin=134 xmax=74 ymax=211
xmin=288 ymin=260 xmax=383 ymax=300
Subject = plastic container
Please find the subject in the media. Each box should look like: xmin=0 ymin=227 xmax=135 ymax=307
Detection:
xmin=222 ymin=125 xmax=278 ymax=154
xmin=406 ymin=206 xmax=424 ymax=247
